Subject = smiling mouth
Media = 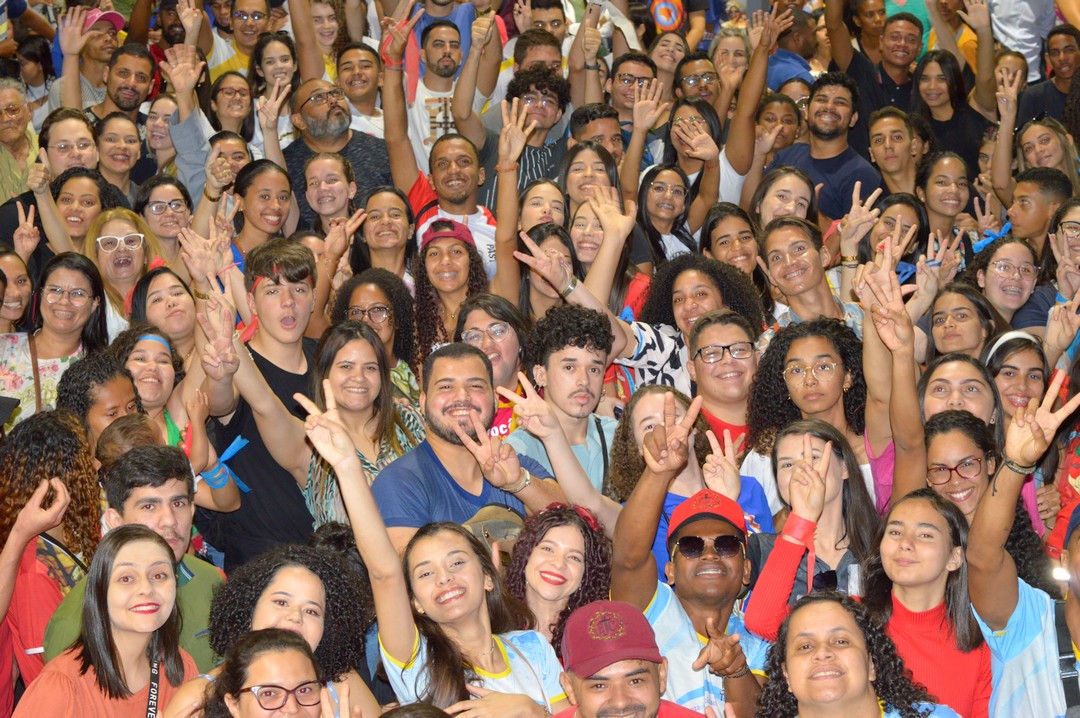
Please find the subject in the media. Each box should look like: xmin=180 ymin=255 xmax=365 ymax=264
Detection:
xmin=435 ymin=587 xmax=465 ymax=604
xmin=945 ymin=486 xmax=975 ymax=503
xmin=539 ymin=570 xmax=567 ymax=585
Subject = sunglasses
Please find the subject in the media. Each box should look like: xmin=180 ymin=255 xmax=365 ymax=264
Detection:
xmin=671 ymin=534 xmax=744 ymax=560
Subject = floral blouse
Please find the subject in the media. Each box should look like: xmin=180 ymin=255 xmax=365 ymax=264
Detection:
xmin=0 ymin=333 xmax=83 ymax=434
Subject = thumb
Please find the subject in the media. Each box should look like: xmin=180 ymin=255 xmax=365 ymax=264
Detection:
xmin=38 ymin=148 xmax=50 ymax=171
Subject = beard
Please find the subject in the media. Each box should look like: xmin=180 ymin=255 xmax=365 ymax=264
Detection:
xmin=426 ymin=400 xmax=495 ymax=445
xmin=111 ymin=88 xmax=143 ymax=112
xmin=164 ymin=23 xmax=186 ymax=45
xmin=428 ymin=58 xmax=460 ymax=78
xmin=304 ymin=106 xmax=350 ymax=139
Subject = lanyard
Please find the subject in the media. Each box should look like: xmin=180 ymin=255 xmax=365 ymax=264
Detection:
xmin=145 ymin=661 xmax=160 ymax=718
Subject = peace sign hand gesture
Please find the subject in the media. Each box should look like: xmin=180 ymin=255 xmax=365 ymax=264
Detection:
xmin=296 ymin=380 xmax=361 ymax=469
xmin=380 ymin=0 xmax=424 ymax=65
xmin=786 ymin=433 xmax=831 ymax=524
xmin=453 ymin=410 xmax=524 ymax=490
xmin=641 ymin=393 xmax=703 ymax=476
xmin=496 ymin=372 xmax=559 ymax=440
xmin=13 ymin=201 xmax=39 ymax=262
xmin=839 ymin=181 xmax=882 ymax=257
xmin=1005 ymin=370 xmax=1080 ymax=468
xmin=514 ymin=230 xmax=573 ymax=295
xmin=702 ymin=429 xmax=743 ymax=499
xmin=256 ymin=78 xmax=291 ymax=133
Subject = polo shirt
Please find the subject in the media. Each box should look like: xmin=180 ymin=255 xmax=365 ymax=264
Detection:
xmin=834 ymin=51 xmax=912 ymax=160
xmin=766 ymin=48 xmax=814 ymax=92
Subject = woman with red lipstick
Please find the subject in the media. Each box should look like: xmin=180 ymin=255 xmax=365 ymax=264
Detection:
xmin=301 ymin=403 xmax=569 ymax=715
xmin=504 ymin=504 xmax=611 ymax=655
xmin=13 ymin=525 xmax=197 ymax=718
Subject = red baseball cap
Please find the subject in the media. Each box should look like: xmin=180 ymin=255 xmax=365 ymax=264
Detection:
xmin=561 ymin=600 xmax=663 ymax=678
xmin=421 ymin=220 xmax=476 ymax=251
xmin=666 ymin=489 xmax=746 ymax=546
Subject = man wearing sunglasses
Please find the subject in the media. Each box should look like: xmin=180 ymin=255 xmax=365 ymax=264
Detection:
xmin=506 ymin=305 xmax=616 ymax=492
xmin=612 ymin=408 xmax=768 ymax=718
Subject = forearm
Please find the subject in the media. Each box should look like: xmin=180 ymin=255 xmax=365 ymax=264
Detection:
xmin=383 ymin=66 xmax=420 ymax=190
xmin=541 ymin=429 xmax=622 ymax=535
xmin=126 ymin=0 xmax=153 ymax=45
xmin=620 ymin=130 xmax=648 ymax=203
xmin=191 ymin=193 xmax=219 ymax=236
xmin=289 ymin=0 xmax=328 ymax=80
xmin=60 ymin=55 xmax=82 ymax=110
xmin=583 ymin=66 xmax=604 ymax=105
xmin=583 ymin=228 xmax=627 ymax=307
xmin=613 ymin=467 xmax=671 ymax=570
xmin=991 ymin=106 xmax=1017 ymax=205
xmin=972 ymin=27 xmax=997 ymax=116
xmin=739 ymin=154 xmax=767 ymax=210
xmin=685 ymin=14 xmax=705 ymax=50
xmin=744 ymin=533 xmax=806 ymax=641
xmin=889 ymin=348 xmax=927 ymax=503
xmin=825 ymin=0 xmax=853 ymax=70
xmin=19 ymin=8 xmax=54 ymax=40
xmin=687 ymin=159 xmax=719 ymax=232
xmin=307 ymin=251 xmax=342 ymax=339
xmin=565 ymin=274 xmax=636 ymax=356
xmin=724 ymin=673 xmax=762 ymax=718
xmin=344 ymin=0 xmax=366 ymax=41
xmin=476 ymin=34 xmax=502 ymax=98
xmin=452 ymin=51 xmax=487 ymax=148
xmin=490 ymin=166 xmax=522 ymax=302
xmin=34 ymin=190 xmax=75 ymax=254
xmin=860 ymin=311 xmax=894 ymax=452
xmin=0 ymin=526 xmax=33 ymax=621
xmin=513 ymin=476 xmax=566 ymax=514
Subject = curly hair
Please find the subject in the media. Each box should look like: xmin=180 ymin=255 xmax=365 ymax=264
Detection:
xmin=108 ymin=321 xmax=186 ymax=392
xmin=0 ymin=410 xmax=100 ymax=561
xmin=402 ymin=523 xmax=535 ymax=707
xmin=747 ymin=319 xmax=867 ymax=456
xmin=757 ymin=592 xmax=937 ymax=718
xmin=208 ymin=544 xmax=375 ymax=681
xmin=55 ymin=351 xmax=141 ymax=433
xmin=959 ymin=235 xmax=1040 ymax=287
xmin=526 ymin=304 xmax=612 ymax=373
xmin=607 ymin=385 xmax=711 ymax=502
xmin=638 ymin=254 xmax=766 ymax=334
xmin=411 ymin=235 xmax=488 ymax=368
xmin=331 ymin=268 xmax=417 ymax=372
xmin=504 ymin=505 xmax=612 ymax=660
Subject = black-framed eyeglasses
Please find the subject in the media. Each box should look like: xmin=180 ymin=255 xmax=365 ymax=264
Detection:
xmin=682 ymin=72 xmax=718 ymax=87
xmin=146 ymin=200 xmax=189 ymax=215
xmin=616 ymin=73 xmax=651 ymax=88
xmin=239 ymin=680 xmax=323 ymax=710
xmin=299 ymin=87 xmax=345 ymax=111
xmin=693 ymin=342 xmax=753 ymax=363
xmin=232 ymin=9 xmax=266 ymax=21
xmin=461 ymin=321 xmax=512 ymax=346
xmin=1059 ymin=221 xmax=1080 ymax=239
xmin=347 ymin=304 xmax=391 ymax=324
xmin=926 ymin=455 xmax=984 ymax=485
xmin=671 ymin=534 xmax=744 ymax=561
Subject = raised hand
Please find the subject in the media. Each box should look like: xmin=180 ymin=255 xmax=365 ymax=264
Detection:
xmin=995 ymin=66 xmax=1022 ymax=119
xmin=755 ymin=6 xmax=793 ymax=52
xmin=958 ymin=0 xmax=991 ymax=33
xmin=497 ymin=372 xmax=560 ymax=439
xmin=12 ymin=201 xmax=39 ymax=262
xmin=582 ymin=25 xmax=602 ymax=63
xmin=453 ymin=409 xmax=524 ymax=489
xmin=325 ymin=208 xmax=365 ymax=259
xmin=256 ymin=78 xmax=291 ymax=132
xmin=838 ymin=181 xmax=881 ymax=257
xmin=632 ymin=79 xmax=670 ymax=133
xmin=1051 ymin=230 xmax=1080 ymax=300
xmin=12 ymin=478 xmax=70 ymax=541
xmin=588 ymin=186 xmax=637 ymax=242
xmin=58 ymin=6 xmax=95 ymax=58
xmin=197 ymin=291 xmax=241 ymax=382
xmin=972 ymin=195 xmax=1002 ymax=236
xmin=380 ymin=0 xmax=424 ymax=64
xmin=470 ymin=13 xmax=495 ymax=50
xmin=746 ymin=9 xmax=766 ymax=50
xmin=1046 ymin=289 xmax=1080 ymax=356
xmin=1005 ymin=370 xmax=1080 ymax=467
xmin=693 ymin=616 xmax=750 ymax=676
xmin=752 ymin=123 xmax=783 ymax=159
xmin=514 ymin=230 xmax=572 ymax=294
xmin=204 ymin=143 xmax=235 ymax=197
xmin=718 ymin=63 xmax=745 ymax=94
xmin=786 ymin=433 xmax=831 ymax=523
xmin=512 ymin=0 xmax=532 ymax=36
xmin=856 ymin=252 xmax=915 ymax=352
xmin=297 ymin=381 xmax=362 ymax=469
xmin=184 ymin=387 xmax=211 ymax=427
xmin=178 ymin=227 xmax=221 ymax=284
xmin=702 ymin=429 xmax=743 ymax=499
xmin=673 ymin=116 xmax=720 ymax=162
xmin=498 ymin=98 xmax=539 ymax=164
xmin=641 ymin=392 xmax=703 ymax=475
xmin=176 ymin=0 xmax=203 ymax=42
xmin=159 ymin=43 xmax=206 ymax=97
xmin=320 ymin=681 xmax=363 ymax=718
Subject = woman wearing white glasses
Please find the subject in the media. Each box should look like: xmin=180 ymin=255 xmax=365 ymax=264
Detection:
xmin=82 ymin=208 xmax=164 ymax=340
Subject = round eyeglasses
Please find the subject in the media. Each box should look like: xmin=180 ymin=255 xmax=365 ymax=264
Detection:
xmin=96 ymin=233 xmax=145 ymax=253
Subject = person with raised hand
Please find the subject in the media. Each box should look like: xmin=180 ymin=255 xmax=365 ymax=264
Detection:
xmin=610 ymin=391 xmax=767 ymax=716
xmin=0 ymin=478 xmax=69 ymax=623
xmin=967 ymin=369 xmax=1080 ymax=716
xmin=299 ymin=382 xmax=571 ymax=715
xmin=619 ymin=78 xmax=671 ymax=203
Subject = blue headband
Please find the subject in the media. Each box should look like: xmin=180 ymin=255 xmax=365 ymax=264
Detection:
xmin=137 ymin=334 xmax=171 ymax=351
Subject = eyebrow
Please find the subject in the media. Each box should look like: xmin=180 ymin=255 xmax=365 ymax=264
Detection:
xmin=587 ymin=667 xmax=650 ymax=680
xmin=412 ymin=549 xmax=469 ymax=570
xmin=887 ymin=519 xmax=942 ymax=532
xmin=785 ymin=353 xmax=834 ymax=363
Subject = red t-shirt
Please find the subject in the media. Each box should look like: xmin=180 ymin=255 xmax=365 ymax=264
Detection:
xmin=554 ymin=699 xmax=705 ymax=718
xmin=700 ymin=408 xmax=748 ymax=449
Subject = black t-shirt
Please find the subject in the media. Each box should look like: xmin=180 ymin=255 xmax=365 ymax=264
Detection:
xmin=1017 ymin=79 xmax=1067 ymax=127
xmin=928 ymin=106 xmax=989 ymax=182
xmin=200 ymin=338 xmax=318 ymax=571
xmin=835 ymin=53 xmax=913 ymax=161
xmin=285 ymin=131 xmax=394 ymax=229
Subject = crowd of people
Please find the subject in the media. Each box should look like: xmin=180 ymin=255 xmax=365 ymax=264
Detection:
xmin=0 ymin=0 xmax=1079 ymax=714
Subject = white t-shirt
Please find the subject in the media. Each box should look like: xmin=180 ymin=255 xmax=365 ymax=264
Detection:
xmin=408 ymin=81 xmax=456 ymax=171
xmin=741 ymin=449 xmax=876 ymax=516
xmin=381 ymin=628 xmax=566 ymax=708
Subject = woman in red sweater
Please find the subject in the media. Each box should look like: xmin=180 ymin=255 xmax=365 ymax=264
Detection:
xmin=862 ymin=488 xmax=992 ymax=717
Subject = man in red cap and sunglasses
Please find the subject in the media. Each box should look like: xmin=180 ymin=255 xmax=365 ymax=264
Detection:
xmin=556 ymin=600 xmax=706 ymax=718
xmin=611 ymin=394 xmax=767 ymax=717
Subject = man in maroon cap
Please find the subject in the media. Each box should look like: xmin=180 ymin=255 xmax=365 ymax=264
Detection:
xmin=557 ymin=599 xmax=707 ymax=718
xmin=610 ymin=395 xmax=767 ymax=717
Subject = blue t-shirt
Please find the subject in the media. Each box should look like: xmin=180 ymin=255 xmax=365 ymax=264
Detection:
xmin=766 ymin=49 xmax=814 ymax=92
xmin=505 ymin=414 xmax=617 ymax=493
xmin=410 ymin=4 xmax=475 ymax=78
xmin=973 ymin=577 xmax=1066 ymax=718
xmin=769 ymin=144 xmax=883 ymax=222
xmin=371 ymin=440 xmax=553 ymax=528
xmin=650 ymin=479 xmax=774 ymax=581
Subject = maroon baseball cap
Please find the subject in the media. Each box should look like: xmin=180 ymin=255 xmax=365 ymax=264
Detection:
xmin=420 ymin=220 xmax=476 ymax=251
xmin=666 ymin=489 xmax=746 ymax=545
xmin=561 ymin=600 xmax=663 ymax=678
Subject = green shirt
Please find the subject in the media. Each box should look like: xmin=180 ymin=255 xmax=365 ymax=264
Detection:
xmin=42 ymin=554 xmax=224 ymax=672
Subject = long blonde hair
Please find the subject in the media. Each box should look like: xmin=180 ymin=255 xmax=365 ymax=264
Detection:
xmin=83 ymin=208 xmax=164 ymax=317
xmin=1016 ymin=117 xmax=1080 ymax=196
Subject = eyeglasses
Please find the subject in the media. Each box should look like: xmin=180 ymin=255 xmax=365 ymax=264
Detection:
xmin=217 ymin=86 xmax=251 ymax=99
xmin=671 ymin=114 xmax=703 ymax=125
xmin=146 ymin=200 xmax=189 ymax=215
xmin=49 ymin=140 xmax=94 ymax=155
xmin=299 ymin=87 xmax=345 ymax=110
xmin=795 ymin=97 xmax=810 ymax=110
xmin=616 ymin=73 xmax=651 ymax=88
xmin=239 ymin=681 xmax=323 ymax=710
xmin=521 ymin=93 xmax=557 ymax=109
xmin=346 ymin=304 xmax=391 ymax=324
xmin=693 ymin=342 xmax=753 ymax=363
xmin=682 ymin=72 xmax=718 ymax=87
xmin=990 ymin=260 xmax=1037 ymax=281
xmin=926 ymin=455 xmax=984 ymax=485
xmin=783 ymin=361 xmax=838 ymax=383
xmin=232 ymin=9 xmax=266 ymax=21
xmin=0 ymin=104 xmax=24 ymax=120
xmin=1058 ymin=221 xmax=1080 ymax=240
xmin=671 ymin=534 xmax=744 ymax=561
xmin=461 ymin=321 xmax=512 ymax=346
xmin=96 ymin=233 xmax=144 ymax=252
xmin=42 ymin=285 xmax=92 ymax=306
xmin=649 ymin=182 xmax=688 ymax=199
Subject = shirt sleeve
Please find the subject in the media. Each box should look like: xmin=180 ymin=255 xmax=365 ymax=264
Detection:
xmin=743 ymin=534 xmax=805 ymax=642
xmin=10 ymin=664 xmax=79 ymax=717
xmin=371 ymin=467 xmax=432 ymax=528
xmin=7 ymin=0 xmax=27 ymax=20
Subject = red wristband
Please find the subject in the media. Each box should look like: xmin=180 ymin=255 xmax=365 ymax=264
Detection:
xmin=782 ymin=513 xmax=817 ymax=596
